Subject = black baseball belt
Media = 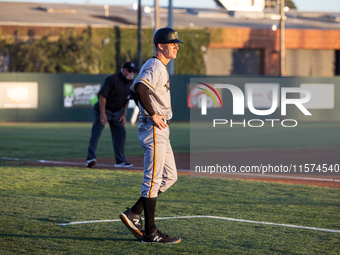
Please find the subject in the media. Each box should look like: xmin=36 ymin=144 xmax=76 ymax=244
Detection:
xmin=139 ymin=118 xmax=170 ymax=125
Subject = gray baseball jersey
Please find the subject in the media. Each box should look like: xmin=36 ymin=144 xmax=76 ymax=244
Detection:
xmin=131 ymin=57 xmax=177 ymax=198
xmin=131 ymin=57 xmax=172 ymax=120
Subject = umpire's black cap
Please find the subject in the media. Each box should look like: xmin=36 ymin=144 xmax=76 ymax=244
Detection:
xmin=123 ymin=62 xmax=138 ymax=71
xmin=153 ymin=27 xmax=184 ymax=44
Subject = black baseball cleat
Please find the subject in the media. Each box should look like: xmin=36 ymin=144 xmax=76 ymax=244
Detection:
xmin=142 ymin=229 xmax=181 ymax=244
xmin=119 ymin=208 xmax=144 ymax=241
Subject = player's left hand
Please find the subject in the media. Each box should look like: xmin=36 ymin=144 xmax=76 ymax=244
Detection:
xmin=119 ymin=115 xmax=126 ymax=127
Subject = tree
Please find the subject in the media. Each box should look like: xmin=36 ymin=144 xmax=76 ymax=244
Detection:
xmin=9 ymin=28 xmax=100 ymax=73
xmin=285 ymin=0 xmax=297 ymax=9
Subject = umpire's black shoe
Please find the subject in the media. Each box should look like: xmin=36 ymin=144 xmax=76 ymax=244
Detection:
xmin=119 ymin=208 xmax=144 ymax=241
xmin=114 ymin=162 xmax=133 ymax=168
xmin=86 ymin=159 xmax=96 ymax=168
xmin=142 ymin=229 xmax=181 ymax=244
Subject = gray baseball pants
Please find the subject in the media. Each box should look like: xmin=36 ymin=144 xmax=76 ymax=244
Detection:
xmin=137 ymin=119 xmax=177 ymax=198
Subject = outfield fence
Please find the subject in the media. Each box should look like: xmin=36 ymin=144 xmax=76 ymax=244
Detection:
xmin=0 ymin=73 xmax=339 ymax=122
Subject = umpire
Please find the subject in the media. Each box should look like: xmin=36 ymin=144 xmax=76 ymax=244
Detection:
xmin=86 ymin=62 xmax=137 ymax=168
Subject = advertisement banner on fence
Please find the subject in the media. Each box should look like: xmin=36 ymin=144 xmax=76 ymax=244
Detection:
xmin=63 ymin=83 xmax=101 ymax=108
xmin=0 ymin=82 xmax=38 ymax=109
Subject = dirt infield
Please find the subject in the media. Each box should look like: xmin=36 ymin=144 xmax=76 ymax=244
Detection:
xmin=21 ymin=148 xmax=340 ymax=189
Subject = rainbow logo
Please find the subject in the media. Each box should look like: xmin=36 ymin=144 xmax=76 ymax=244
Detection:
xmin=187 ymin=82 xmax=223 ymax=115
xmin=196 ymin=82 xmax=223 ymax=107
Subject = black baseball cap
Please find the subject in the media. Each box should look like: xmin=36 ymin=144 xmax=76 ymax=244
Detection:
xmin=153 ymin=27 xmax=183 ymax=44
xmin=123 ymin=62 xmax=138 ymax=71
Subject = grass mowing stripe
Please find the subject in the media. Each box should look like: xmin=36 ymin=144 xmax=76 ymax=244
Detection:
xmin=58 ymin=216 xmax=340 ymax=233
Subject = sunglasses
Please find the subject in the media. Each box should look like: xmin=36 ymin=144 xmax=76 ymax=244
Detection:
xmin=126 ymin=69 xmax=135 ymax=73
xmin=166 ymin=43 xmax=179 ymax=47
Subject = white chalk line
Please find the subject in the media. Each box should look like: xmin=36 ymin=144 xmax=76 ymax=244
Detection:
xmin=57 ymin=215 xmax=340 ymax=233
xmin=0 ymin=157 xmax=33 ymax=162
xmin=0 ymin=158 xmax=191 ymax=172
xmin=37 ymin=160 xmax=190 ymax=172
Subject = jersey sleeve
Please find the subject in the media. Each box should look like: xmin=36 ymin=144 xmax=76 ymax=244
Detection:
xmin=133 ymin=65 xmax=159 ymax=92
xmin=135 ymin=82 xmax=155 ymax=116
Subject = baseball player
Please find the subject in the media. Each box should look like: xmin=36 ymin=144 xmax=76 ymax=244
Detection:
xmin=119 ymin=27 xmax=183 ymax=244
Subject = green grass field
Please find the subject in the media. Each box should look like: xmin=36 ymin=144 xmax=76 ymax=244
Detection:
xmin=0 ymin=167 xmax=340 ymax=254
xmin=0 ymin=122 xmax=189 ymax=161
xmin=1 ymin=166 xmax=339 ymax=254
xmin=1 ymin=122 xmax=339 ymax=162
xmin=0 ymin=122 xmax=339 ymax=254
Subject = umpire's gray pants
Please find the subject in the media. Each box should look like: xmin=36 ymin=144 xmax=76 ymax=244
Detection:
xmin=138 ymin=121 xmax=177 ymax=198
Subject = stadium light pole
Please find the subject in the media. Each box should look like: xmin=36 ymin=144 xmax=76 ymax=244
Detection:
xmin=153 ymin=0 xmax=160 ymax=56
xmin=154 ymin=0 xmax=161 ymax=31
xmin=168 ymin=0 xmax=175 ymax=75
xmin=137 ymin=0 xmax=142 ymax=70
xmin=280 ymin=0 xmax=286 ymax=77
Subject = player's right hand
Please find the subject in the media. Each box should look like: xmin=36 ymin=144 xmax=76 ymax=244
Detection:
xmin=151 ymin=114 xmax=168 ymax=130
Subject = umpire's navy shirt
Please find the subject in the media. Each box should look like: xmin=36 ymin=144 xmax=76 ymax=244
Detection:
xmin=98 ymin=72 xmax=132 ymax=112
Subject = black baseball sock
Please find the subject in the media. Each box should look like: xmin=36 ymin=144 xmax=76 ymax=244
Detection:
xmin=143 ymin=197 xmax=157 ymax=236
xmin=131 ymin=196 xmax=144 ymax=215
